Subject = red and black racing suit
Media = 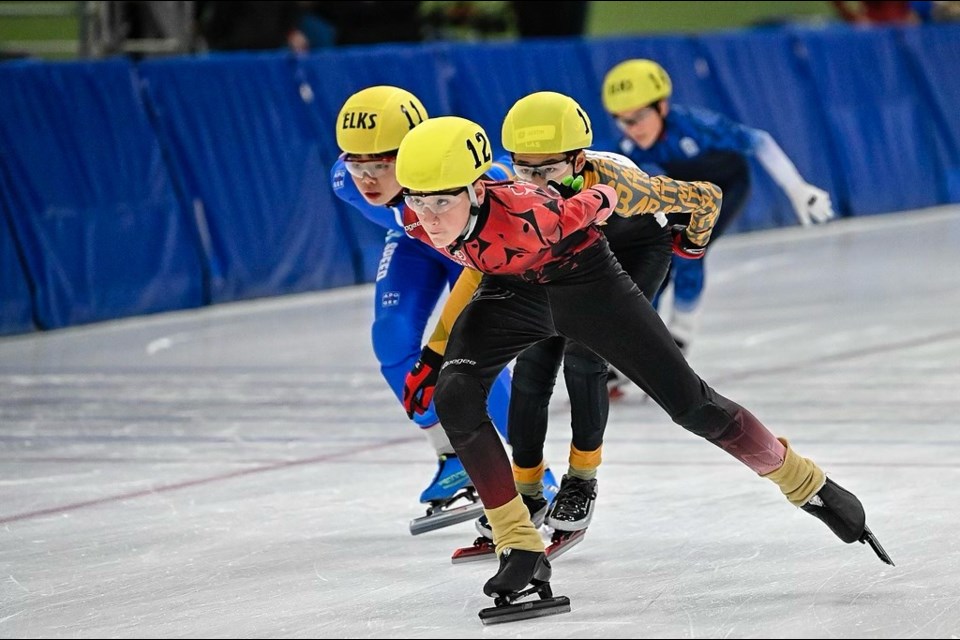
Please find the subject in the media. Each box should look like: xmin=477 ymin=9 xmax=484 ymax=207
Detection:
xmin=403 ymin=180 xmax=787 ymax=509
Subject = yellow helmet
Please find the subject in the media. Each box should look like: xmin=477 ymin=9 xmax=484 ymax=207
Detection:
xmin=336 ymin=85 xmax=428 ymax=154
xmin=501 ymin=91 xmax=593 ymax=154
xmin=396 ymin=116 xmax=493 ymax=193
xmin=601 ymin=59 xmax=672 ymax=114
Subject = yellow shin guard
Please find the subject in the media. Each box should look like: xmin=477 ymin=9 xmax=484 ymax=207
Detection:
xmin=569 ymin=444 xmax=602 ymax=480
xmin=513 ymin=460 xmax=545 ymax=485
xmin=762 ymin=438 xmax=826 ymax=506
xmin=484 ymin=494 xmax=545 ymax=556
xmin=513 ymin=461 xmax=545 ymax=497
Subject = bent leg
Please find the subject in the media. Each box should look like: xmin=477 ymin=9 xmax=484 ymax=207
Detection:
xmin=434 ymin=279 xmax=553 ymax=510
xmin=509 ymin=336 xmax=565 ymax=468
xmin=553 ymin=254 xmax=786 ymax=475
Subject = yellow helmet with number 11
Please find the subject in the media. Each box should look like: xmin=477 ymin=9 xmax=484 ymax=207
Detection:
xmin=336 ymin=85 xmax=428 ymax=154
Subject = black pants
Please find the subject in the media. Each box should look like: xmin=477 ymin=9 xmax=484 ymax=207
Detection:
xmin=434 ymin=239 xmax=786 ymax=509
xmin=508 ymin=232 xmax=673 ymax=469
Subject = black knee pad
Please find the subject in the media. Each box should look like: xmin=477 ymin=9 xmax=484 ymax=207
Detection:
xmin=434 ymin=372 xmax=491 ymax=435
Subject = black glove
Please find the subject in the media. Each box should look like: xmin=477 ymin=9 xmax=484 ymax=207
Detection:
xmin=402 ymin=346 xmax=443 ymax=419
xmin=547 ymin=174 xmax=584 ymax=199
xmin=671 ymin=225 xmax=706 ymax=259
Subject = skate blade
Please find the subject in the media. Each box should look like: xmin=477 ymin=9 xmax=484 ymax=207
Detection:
xmin=860 ymin=526 xmax=895 ymax=566
xmin=451 ymin=537 xmax=495 ymax=564
xmin=478 ymin=595 xmax=571 ymax=625
xmin=409 ymin=500 xmax=483 ymax=535
xmin=545 ymin=529 xmax=586 ymax=560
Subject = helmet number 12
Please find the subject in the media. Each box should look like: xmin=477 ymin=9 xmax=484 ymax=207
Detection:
xmin=466 ymin=132 xmax=492 ymax=169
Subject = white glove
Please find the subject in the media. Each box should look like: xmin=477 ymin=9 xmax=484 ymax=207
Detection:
xmin=789 ymin=183 xmax=835 ymax=226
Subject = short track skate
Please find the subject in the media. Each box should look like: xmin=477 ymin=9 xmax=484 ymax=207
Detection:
xmin=452 ymin=528 xmax=586 ymax=564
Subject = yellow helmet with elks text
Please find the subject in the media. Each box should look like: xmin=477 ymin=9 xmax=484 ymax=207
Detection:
xmin=601 ymin=59 xmax=672 ymax=114
xmin=501 ymin=91 xmax=593 ymax=154
xmin=336 ymin=85 xmax=428 ymax=154
xmin=396 ymin=116 xmax=493 ymax=193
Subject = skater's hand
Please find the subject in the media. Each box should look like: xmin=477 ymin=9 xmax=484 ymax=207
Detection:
xmin=671 ymin=225 xmax=706 ymax=260
xmin=790 ymin=183 xmax=835 ymax=226
xmin=403 ymin=347 xmax=443 ymax=418
xmin=546 ymin=175 xmax=584 ymax=200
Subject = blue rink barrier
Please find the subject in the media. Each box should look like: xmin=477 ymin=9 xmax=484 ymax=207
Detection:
xmin=0 ymin=24 xmax=957 ymax=335
xmin=138 ymin=53 xmax=357 ymax=304
xmin=0 ymin=58 xmax=204 ymax=331
xmin=0 ymin=210 xmax=33 ymax=334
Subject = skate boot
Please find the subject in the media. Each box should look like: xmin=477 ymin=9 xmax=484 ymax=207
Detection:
xmin=478 ymin=548 xmax=570 ymax=624
xmin=542 ymin=466 xmax=560 ymax=504
xmin=475 ymin=493 xmax=548 ymax=539
xmin=546 ymin=475 xmax=597 ymax=532
xmin=409 ymin=454 xmax=481 ymax=535
xmin=802 ymin=477 xmax=894 ymax=565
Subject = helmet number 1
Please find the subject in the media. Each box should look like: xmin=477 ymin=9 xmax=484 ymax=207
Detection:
xmin=466 ymin=132 xmax=492 ymax=169
xmin=576 ymin=108 xmax=590 ymax=135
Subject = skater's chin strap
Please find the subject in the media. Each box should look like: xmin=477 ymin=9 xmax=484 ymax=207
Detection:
xmin=448 ymin=186 xmax=482 ymax=253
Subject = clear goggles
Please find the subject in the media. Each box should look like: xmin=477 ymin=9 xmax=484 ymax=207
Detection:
xmin=344 ymin=156 xmax=396 ymax=179
xmin=614 ymin=106 xmax=658 ymax=130
xmin=512 ymin=157 xmax=572 ymax=181
xmin=403 ymin=188 xmax=468 ymax=216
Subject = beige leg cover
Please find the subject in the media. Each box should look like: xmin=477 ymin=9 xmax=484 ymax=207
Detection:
xmin=483 ymin=494 xmax=545 ymax=557
xmin=761 ymin=438 xmax=826 ymax=506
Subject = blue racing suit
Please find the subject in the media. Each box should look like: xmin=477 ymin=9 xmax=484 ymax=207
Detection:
xmin=613 ymin=105 xmax=755 ymax=314
xmin=331 ymin=158 xmax=513 ymax=436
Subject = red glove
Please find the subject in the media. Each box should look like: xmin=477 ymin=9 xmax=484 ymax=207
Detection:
xmin=403 ymin=347 xmax=443 ymax=419
xmin=671 ymin=225 xmax=706 ymax=260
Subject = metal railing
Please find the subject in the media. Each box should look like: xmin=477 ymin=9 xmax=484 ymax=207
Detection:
xmin=0 ymin=1 xmax=196 ymax=60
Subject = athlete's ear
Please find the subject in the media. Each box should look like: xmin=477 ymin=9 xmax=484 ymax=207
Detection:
xmin=473 ymin=180 xmax=486 ymax=204
xmin=657 ymin=99 xmax=670 ymax=118
xmin=573 ymin=150 xmax=587 ymax=174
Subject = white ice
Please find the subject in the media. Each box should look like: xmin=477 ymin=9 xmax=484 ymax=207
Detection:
xmin=1 ymin=207 xmax=959 ymax=639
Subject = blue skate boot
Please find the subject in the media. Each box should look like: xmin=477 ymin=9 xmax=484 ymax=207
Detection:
xmin=542 ymin=466 xmax=560 ymax=505
xmin=409 ymin=454 xmax=482 ymax=535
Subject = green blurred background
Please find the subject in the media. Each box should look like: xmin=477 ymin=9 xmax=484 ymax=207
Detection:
xmin=0 ymin=1 xmax=838 ymax=60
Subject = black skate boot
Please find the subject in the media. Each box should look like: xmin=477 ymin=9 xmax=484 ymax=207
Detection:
xmin=801 ymin=477 xmax=894 ymax=565
xmin=546 ymin=475 xmax=597 ymax=532
xmin=478 ymin=548 xmax=570 ymax=624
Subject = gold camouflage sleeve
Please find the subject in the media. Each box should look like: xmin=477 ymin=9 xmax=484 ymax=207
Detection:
xmin=425 ymin=268 xmax=483 ymax=355
xmin=583 ymin=152 xmax=723 ymax=247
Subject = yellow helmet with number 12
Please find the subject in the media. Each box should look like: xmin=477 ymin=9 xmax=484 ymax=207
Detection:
xmin=396 ymin=117 xmax=493 ymax=193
